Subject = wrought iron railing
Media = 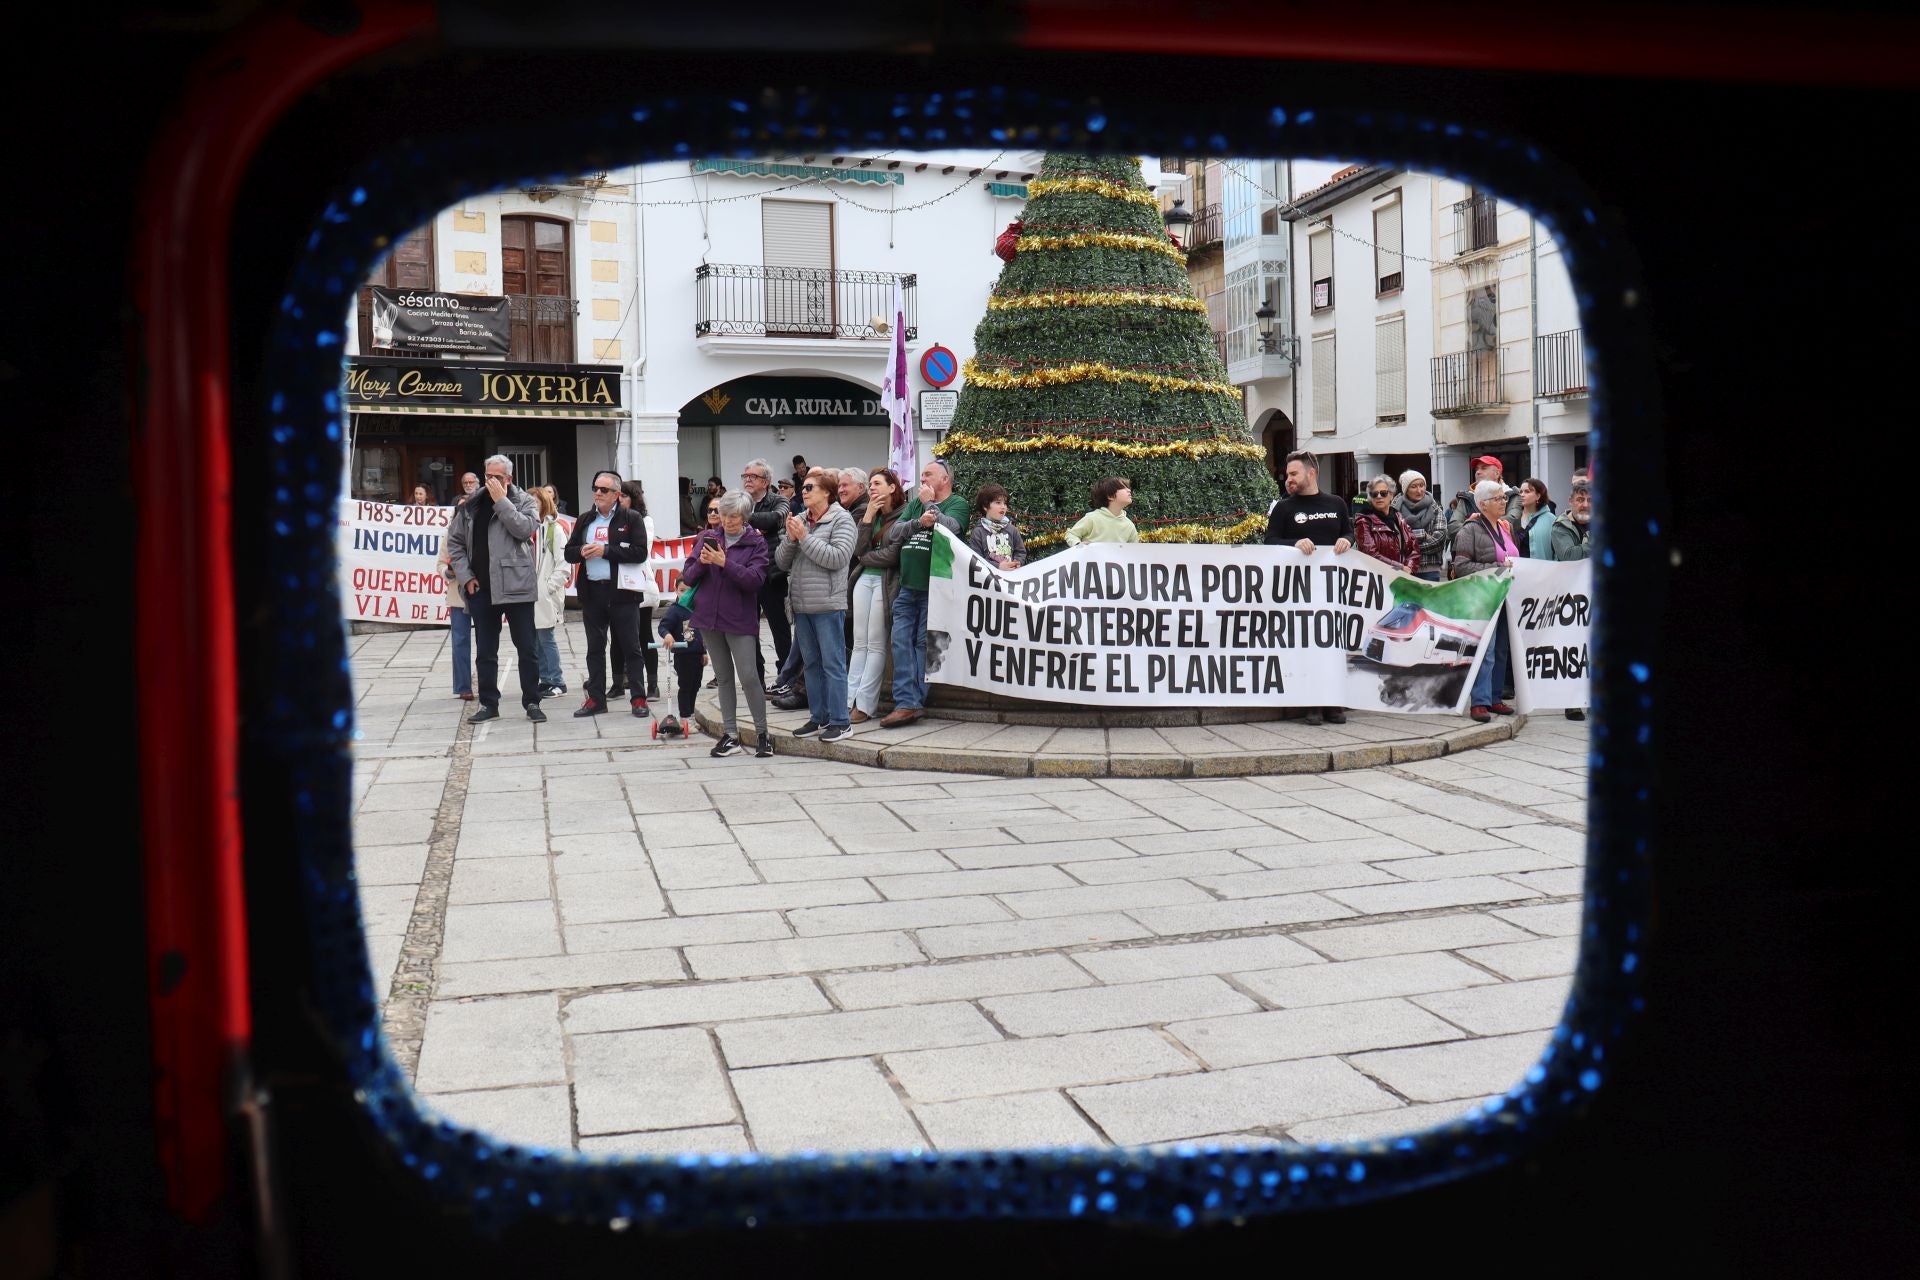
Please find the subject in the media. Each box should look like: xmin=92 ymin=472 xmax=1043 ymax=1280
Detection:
xmin=694 ymin=264 xmax=918 ymax=340
xmin=1432 ymin=348 xmax=1507 ymax=415
xmin=1535 ymin=328 xmax=1588 ymax=398
xmin=1452 ymin=192 xmax=1499 ymax=256
xmin=1189 ymin=202 xmax=1222 ymax=250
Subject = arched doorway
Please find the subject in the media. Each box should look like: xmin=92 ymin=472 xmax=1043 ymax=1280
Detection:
xmin=1259 ymin=410 xmax=1296 ymax=484
xmin=677 ymin=372 xmax=889 ymax=505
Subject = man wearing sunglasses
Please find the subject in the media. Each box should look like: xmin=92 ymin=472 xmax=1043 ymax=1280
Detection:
xmin=563 ymin=469 xmax=652 ymax=720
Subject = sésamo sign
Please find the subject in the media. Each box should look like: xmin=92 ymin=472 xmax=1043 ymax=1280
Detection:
xmin=368 ymin=286 xmax=511 ymax=355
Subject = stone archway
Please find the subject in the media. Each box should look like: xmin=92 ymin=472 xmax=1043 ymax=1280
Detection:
xmin=1258 ymin=410 xmax=1296 ymax=484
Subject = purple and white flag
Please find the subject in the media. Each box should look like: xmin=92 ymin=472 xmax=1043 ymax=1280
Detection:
xmin=884 ymin=278 xmax=916 ymax=484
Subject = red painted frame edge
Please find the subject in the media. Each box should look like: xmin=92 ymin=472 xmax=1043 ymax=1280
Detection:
xmin=131 ymin=3 xmax=437 ymax=1220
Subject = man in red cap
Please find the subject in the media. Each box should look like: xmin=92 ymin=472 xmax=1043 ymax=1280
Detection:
xmin=1448 ymin=455 xmax=1518 ymax=544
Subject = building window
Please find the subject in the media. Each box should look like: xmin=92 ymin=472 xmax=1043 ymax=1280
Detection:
xmin=1376 ymin=316 xmax=1407 ymax=419
xmin=501 ymin=214 xmax=576 ymax=363
xmin=1312 ymin=333 xmax=1337 ymax=433
xmin=1309 ymin=226 xmax=1334 ymax=312
xmin=761 ymin=199 xmax=836 ymax=336
xmin=355 ymin=221 xmax=434 ymax=355
xmin=1374 ymin=195 xmax=1403 ymax=295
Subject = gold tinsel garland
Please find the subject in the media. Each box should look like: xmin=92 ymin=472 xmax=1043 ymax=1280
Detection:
xmin=1024 ymin=177 xmax=1163 ymax=210
xmin=1023 ymin=512 xmax=1270 ymax=551
xmin=963 ymin=357 xmax=1242 ymax=400
xmin=986 ymin=289 xmax=1210 ymax=314
xmin=936 ymin=431 xmax=1264 ymax=462
xmin=1014 ymin=231 xmax=1188 ymax=265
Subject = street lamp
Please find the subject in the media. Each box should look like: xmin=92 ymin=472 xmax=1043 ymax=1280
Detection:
xmin=1255 ymin=297 xmax=1277 ymax=352
xmin=1163 ymin=197 xmax=1193 ymax=248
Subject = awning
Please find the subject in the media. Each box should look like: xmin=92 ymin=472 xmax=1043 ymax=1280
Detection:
xmin=692 ymin=157 xmax=904 ymax=187
xmin=352 ymin=405 xmax=628 ymax=420
xmin=987 ymin=181 xmax=1029 ymax=200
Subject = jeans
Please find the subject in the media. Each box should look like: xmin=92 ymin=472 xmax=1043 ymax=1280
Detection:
xmin=1471 ymin=604 xmax=1512 ymax=709
xmin=1415 ymin=571 xmax=1443 ymax=582
xmin=848 ymin=571 xmax=890 ymax=715
xmin=468 ymin=585 xmax=540 ymax=710
xmin=449 ymin=604 xmax=474 ymax=695
xmin=889 ymin=585 xmax=930 ymax=710
xmin=535 ymin=626 xmax=563 ymax=687
xmin=612 ymin=605 xmax=659 ymax=691
xmin=792 ymin=609 xmax=849 ymax=728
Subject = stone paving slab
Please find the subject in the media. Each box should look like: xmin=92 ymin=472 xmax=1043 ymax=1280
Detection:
xmin=351 ymin=617 xmax=1586 ymax=1158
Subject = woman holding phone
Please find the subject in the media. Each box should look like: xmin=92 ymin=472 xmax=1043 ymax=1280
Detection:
xmin=680 ymin=490 xmax=773 ymax=758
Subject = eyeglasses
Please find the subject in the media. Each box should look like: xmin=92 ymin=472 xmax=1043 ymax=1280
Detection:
xmin=1370 ymin=489 xmax=1393 ymax=498
xmin=705 ymin=507 xmax=720 ymax=516
xmin=592 ymin=485 xmax=617 ymax=494
xmin=800 ymin=483 xmax=819 ymax=492
xmin=742 ymin=471 xmax=766 ymax=480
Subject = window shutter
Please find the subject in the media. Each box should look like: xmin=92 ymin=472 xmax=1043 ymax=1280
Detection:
xmin=1376 ymin=317 xmax=1406 ymax=416
xmin=762 ymin=200 xmax=834 ymax=269
xmin=1373 ymin=198 xmax=1402 ymax=292
xmin=1312 ymin=334 xmax=1337 ymax=432
xmin=762 ymin=200 xmax=835 ymax=335
xmin=1309 ymin=229 xmax=1333 ymax=310
xmin=390 ymin=224 xmax=434 ymax=289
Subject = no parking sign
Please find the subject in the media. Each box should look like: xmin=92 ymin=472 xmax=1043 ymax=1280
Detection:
xmin=919 ymin=344 xmax=957 ymax=388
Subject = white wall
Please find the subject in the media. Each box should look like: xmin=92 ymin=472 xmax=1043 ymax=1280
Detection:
xmin=1290 ymin=172 xmax=1436 ymax=485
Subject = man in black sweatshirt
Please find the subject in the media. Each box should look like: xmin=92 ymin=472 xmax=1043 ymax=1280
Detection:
xmin=1263 ymin=449 xmax=1353 ymax=726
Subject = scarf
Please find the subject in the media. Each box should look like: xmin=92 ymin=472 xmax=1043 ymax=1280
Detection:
xmin=1395 ymin=491 xmax=1440 ymax=534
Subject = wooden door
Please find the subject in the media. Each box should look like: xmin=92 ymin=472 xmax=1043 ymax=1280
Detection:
xmin=503 ymin=215 xmax=574 ymax=362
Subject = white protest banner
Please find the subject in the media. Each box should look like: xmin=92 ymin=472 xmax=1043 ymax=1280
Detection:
xmin=336 ymin=500 xmax=455 ymax=625
xmin=1504 ymin=558 xmax=1593 ymax=712
xmin=925 ymin=528 xmax=1514 ymax=713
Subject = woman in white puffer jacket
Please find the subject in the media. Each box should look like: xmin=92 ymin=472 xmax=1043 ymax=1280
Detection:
xmin=532 ymin=486 xmax=575 ymax=698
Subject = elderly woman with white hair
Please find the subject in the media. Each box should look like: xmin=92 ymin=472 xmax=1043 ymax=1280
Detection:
xmin=1393 ymin=470 xmax=1448 ymax=581
xmin=1450 ymin=478 xmax=1520 ymax=723
xmin=681 ymin=489 xmax=774 ymax=758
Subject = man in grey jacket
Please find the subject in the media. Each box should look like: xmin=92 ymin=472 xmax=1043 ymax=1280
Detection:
xmin=775 ymin=468 xmax=859 ymax=741
xmin=447 ymin=454 xmax=546 ymax=723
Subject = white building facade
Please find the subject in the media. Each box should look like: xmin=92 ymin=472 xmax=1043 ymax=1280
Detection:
xmin=1426 ymin=177 xmax=1590 ymax=504
xmin=344 ymin=151 xmax=1041 ymax=532
xmin=1284 ymin=164 xmax=1437 ymax=500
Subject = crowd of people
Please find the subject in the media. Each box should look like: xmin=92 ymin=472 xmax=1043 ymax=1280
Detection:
xmin=430 ymin=445 xmax=1590 ymax=749
xmin=1265 ymin=449 xmax=1592 ymax=724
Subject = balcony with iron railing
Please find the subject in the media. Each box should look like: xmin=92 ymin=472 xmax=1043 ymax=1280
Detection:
xmin=1187 ymin=202 xmax=1222 ymax=252
xmin=695 ymin=264 xmax=918 ymax=342
xmin=1431 ymin=347 xmax=1508 ymax=416
xmin=1450 ymin=192 xmax=1500 ymax=258
xmin=1535 ymin=328 xmax=1589 ymax=399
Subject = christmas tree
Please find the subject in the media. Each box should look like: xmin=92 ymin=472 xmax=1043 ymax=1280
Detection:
xmin=939 ymin=153 xmax=1280 ymax=554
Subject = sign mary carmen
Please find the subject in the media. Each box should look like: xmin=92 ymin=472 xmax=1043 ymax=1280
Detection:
xmin=344 ymin=358 xmax=623 ymax=410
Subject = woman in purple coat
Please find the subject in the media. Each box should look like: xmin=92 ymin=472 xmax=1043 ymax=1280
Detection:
xmin=681 ymin=489 xmax=773 ymax=758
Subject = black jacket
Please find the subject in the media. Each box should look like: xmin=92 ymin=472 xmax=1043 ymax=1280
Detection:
xmin=748 ymin=491 xmax=789 ymax=580
xmin=563 ymin=504 xmax=651 ymax=599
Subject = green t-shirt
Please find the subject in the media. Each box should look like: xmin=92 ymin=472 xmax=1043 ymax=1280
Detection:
xmin=896 ymin=493 xmax=971 ymax=590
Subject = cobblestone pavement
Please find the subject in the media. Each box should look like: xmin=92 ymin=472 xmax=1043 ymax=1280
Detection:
xmin=349 ymin=615 xmax=1584 ymax=1155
